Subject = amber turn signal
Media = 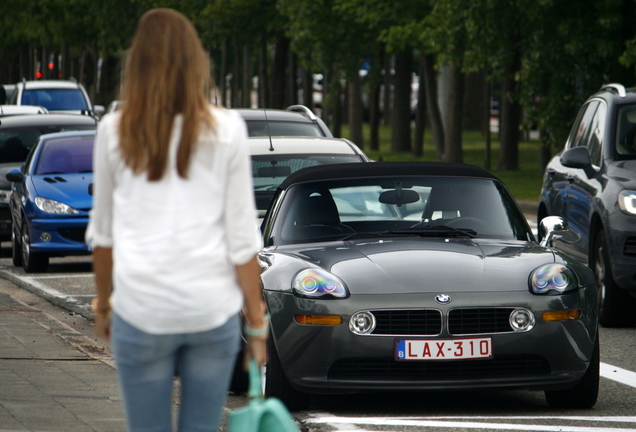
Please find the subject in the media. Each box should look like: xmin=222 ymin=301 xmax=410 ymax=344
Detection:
xmin=295 ymin=315 xmax=343 ymax=325
xmin=542 ymin=310 xmax=581 ymax=321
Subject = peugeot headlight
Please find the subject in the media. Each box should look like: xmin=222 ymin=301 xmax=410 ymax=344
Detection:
xmin=529 ymin=264 xmax=578 ymax=295
xmin=0 ymin=190 xmax=10 ymax=204
xmin=618 ymin=190 xmax=636 ymax=215
xmin=293 ymin=268 xmax=349 ymax=299
xmin=35 ymin=197 xmax=80 ymax=215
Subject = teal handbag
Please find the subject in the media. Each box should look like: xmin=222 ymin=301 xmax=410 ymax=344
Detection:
xmin=228 ymin=359 xmax=300 ymax=432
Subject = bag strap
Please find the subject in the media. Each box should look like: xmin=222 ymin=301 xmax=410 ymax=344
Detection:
xmin=248 ymin=358 xmax=263 ymax=399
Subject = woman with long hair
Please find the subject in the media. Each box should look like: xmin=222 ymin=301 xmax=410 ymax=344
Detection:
xmin=86 ymin=8 xmax=266 ymax=431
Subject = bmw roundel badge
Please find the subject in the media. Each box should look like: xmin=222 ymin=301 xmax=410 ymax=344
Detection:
xmin=435 ymin=294 xmax=451 ymax=304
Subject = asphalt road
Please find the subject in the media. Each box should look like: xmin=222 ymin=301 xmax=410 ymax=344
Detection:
xmin=0 ymin=230 xmax=635 ymax=432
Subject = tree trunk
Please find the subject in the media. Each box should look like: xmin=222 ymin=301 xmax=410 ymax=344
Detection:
xmin=258 ymin=35 xmax=268 ymax=107
xmin=271 ymin=34 xmax=289 ymax=109
xmin=444 ymin=64 xmax=464 ymax=163
xmin=302 ymin=69 xmax=313 ymax=110
xmin=241 ymin=44 xmax=251 ymax=108
xmin=219 ymin=38 xmax=227 ymax=106
xmin=498 ymin=75 xmax=522 ymax=171
xmin=422 ymin=53 xmax=445 ymax=160
xmin=368 ymin=47 xmax=384 ymax=151
xmin=286 ymin=52 xmax=297 ymax=107
xmin=497 ymin=48 xmax=522 ymax=171
xmin=382 ymin=54 xmax=392 ymax=126
xmin=463 ymin=70 xmax=488 ymax=132
xmin=231 ymin=39 xmax=240 ymax=108
xmin=391 ymin=49 xmax=413 ymax=153
xmin=348 ymin=69 xmax=364 ymax=149
xmin=331 ymin=65 xmax=343 ymax=138
xmin=413 ymin=52 xmax=427 ymax=158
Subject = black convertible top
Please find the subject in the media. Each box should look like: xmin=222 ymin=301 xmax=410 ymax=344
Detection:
xmin=278 ymin=161 xmax=500 ymax=190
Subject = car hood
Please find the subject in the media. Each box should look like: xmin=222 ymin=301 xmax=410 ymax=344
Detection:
xmin=263 ymin=238 xmax=558 ymax=294
xmin=608 ymin=159 xmax=636 ymax=189
xmin=31 ymin=174 xmax=93 ymax=210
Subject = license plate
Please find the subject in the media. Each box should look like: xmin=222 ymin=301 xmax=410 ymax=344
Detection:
xmin=395 ymin=337 xmax=493 ymax=361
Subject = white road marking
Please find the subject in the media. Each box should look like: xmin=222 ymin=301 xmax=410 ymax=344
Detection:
xmin=601 ymin=362 xmax=636 ymax=388
xmin=306 ymin=414 xmax=636 ymax=432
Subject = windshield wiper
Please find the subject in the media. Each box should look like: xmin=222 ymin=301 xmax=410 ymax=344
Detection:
xmin=389 ymin=225 xmax=477 ymax=238
xmin=342 ymin=226 xmax=477 ymax=241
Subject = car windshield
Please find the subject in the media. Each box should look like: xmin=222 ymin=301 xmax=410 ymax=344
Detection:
xmin=615 ymin=104 xmax=636 ymax=159
xmin=246 ymin=120 xmax=324 ymax=137
xmin=252 ymin=154 xmax=364 ymax=216
xmin=35 ymin=136 xmax=94 ymax=175
xmin=272 ymin=177 xmax=530 ymax=244
xmin=21 ymin=89 xmax=88 ymax=111
xmin=0 ymin=125 xmax=95 ymax=164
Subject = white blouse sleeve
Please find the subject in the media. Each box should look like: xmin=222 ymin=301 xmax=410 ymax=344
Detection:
xmin=223 ymin=113 xmax=262 ymax=265
xmin=85 ymin=115 xmax=116 ymax=249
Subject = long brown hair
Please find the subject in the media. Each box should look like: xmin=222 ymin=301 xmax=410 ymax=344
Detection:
xmin=118 ymin=8 xmax=214 ymax=181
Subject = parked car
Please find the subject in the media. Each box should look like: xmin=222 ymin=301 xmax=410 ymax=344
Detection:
xmin=236 ymin=105 xmax=332 ymax=138
xmin=256 ymin=162 xmax=598 ymax=411
xmin=0 ymin=114 xmax=97 ymax=242
xmin=249 ymin=136 xmax=369 ymax=219
xmin=8 ymin=80 xmax=105 ymax=118
xmin=0 ymin=105 xmax=48 ymax=117
xmin=6 ymin=130 xmax=95 ymax=272
xmin=538 ymin=83 xmax=636 ymax=327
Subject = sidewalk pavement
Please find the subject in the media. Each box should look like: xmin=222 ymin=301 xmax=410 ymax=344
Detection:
xmin=0 ymin=282 xmax=126 ymax=432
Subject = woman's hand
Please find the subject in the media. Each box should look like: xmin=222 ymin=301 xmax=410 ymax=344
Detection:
xmin=94 ymin=314 xmax=111 ymax=340
xmin=244 ymin=336 xmax=268 ymax=369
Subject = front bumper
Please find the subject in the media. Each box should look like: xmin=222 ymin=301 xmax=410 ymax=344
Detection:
xmin=27 ymin=217 xmax=90 ymax=256
xmin=265 ymin=289 xmax=597 ymax=395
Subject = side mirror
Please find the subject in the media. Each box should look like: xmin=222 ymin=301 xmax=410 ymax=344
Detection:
xmin=5 ymin=168 xmax=24 ymax=183
xmin=539 ymin=216 xmax=570 ymax=247
xmin=93 ymin=105 xmax=106 ymax=118
xmin=560 ymin=146 xmax=592 ymax=169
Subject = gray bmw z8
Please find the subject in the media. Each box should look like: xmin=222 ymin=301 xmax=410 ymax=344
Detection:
xmin=257 ymin=162 xmax=599 ymax=411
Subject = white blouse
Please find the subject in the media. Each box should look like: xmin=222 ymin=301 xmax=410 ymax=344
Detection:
xmin=86 ymin=107 xmax=262 ymax=334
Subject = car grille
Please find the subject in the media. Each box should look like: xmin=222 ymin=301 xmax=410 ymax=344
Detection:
xmin=368 ymin=308 xmax=515 ymax=336
xmin=624 ymin=237 xmax=636 ymax=256
xmin=448 ymin=308 xmax=515 ymax=335
xmin=58 ymin=227 xmax=87 ymax=243
xmin=328 ymin=355 xmax=550 ymax=380
xmin=371 ymin=309 xmax=442 ymax=335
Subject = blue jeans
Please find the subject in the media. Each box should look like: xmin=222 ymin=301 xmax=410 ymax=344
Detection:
xmin=111 ymin=313 xmax=240 ymax=432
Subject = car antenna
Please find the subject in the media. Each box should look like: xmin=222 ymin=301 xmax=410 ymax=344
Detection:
xmin=262 ymin=98 xmax=274 ymax=152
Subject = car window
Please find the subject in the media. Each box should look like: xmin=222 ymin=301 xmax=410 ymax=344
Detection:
xmin=252 ymin=154 xmax=364 ymax=215
xmin=274 ymin=178 xmax=529 ymax=244
xmin=615 ymin=104 xmax=636 ymax=158
xmin=246 ymin=120 xmax=324 ymax=137
xmin=585 ymin=102 xmax=606 ymax=166
xmin=566 ymin=101 xmax=599 ymax=150
xmin=22 ymin=89 xmax=89 ymax=111
xmin=0 ymin=124 xmax=95 ymax=164
xmin=35 ymin=136 xmax=94 ymax=175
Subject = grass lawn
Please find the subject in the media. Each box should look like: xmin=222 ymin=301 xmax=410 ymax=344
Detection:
xmin=340 ymin=124 xmax=546 ymax=202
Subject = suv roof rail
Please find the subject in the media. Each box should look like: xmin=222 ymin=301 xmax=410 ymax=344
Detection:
xmin=600 ymin=83 xmax=626 ymax=97
xmin=286 ymin=104 xmax=317 ymax=121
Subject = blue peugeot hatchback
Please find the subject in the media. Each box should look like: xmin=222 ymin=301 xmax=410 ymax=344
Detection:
xmin=6 ymin=130 xmax=94 ymax=272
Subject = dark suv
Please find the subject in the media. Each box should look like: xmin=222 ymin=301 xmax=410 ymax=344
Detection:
xmin=538 ymin=83 xmax=636 ymax=327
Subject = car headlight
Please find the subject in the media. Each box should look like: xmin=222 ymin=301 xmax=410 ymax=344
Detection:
xmin=35 ymin=197 xmax=80 ymax=215
xmin=618 ymin=190 xmax=636 ymax=215
xmin=293 ymin=268 xmax=349 ymax=299
xmin=0 ymin=190 xmax=10 ymax=204
xmin=529 ymin=264 xmax=578 ymax=295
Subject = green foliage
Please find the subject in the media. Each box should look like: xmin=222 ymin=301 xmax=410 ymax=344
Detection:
xmin=343 ymin=124 xmax=543 ymax=201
